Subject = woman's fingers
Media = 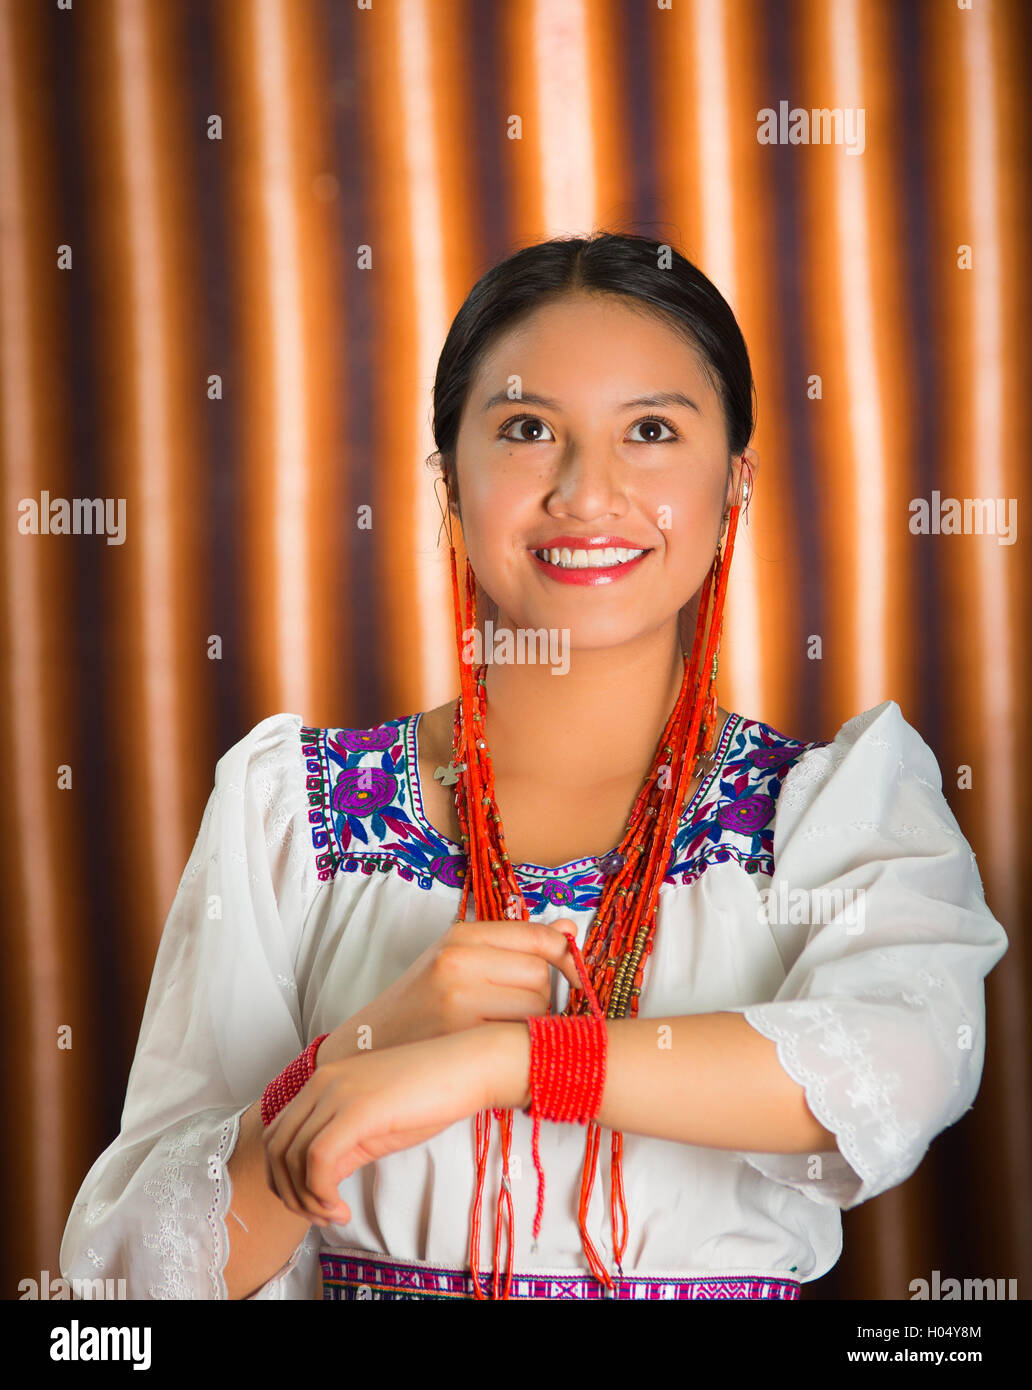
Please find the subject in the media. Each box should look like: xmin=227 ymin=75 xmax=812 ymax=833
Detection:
xmin=264 ymin=1089 xmax=335 ymax=1219
xmin=461 ymin=922 xmax=587 ymax=995
xmin=478 ymin=985 xmax=557 ymax=1022
xmin=265 ymin=1034 xmax=493 ymax=1228
xmin=520 ymin=919 xmax=586 ymax=992
xmin=532 ymin=919 xmax=588 ymax=992
xmin=298 ymin=1108 xmax=360 ymax=1216
xmin=277 ymin=1115 xmax=351 ymax=1228
xmin=267 ymin=1080 xmax=375 ymax=1222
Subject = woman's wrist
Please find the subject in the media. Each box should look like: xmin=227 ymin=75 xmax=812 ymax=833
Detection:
xmin=313 ymin=1028 xmax=344 ymax=1069
xmin=315 ymin=1015 xmax=372 ymax=1068
xmin=478 ymin=1021 xmax=532 ymax=1112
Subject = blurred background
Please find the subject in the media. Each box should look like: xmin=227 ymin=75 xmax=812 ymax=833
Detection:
xmin=0 ymin=0 xmax=1028 ymax=1300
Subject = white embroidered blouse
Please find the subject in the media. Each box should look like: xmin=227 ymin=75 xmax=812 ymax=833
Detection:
xmin=60 ymin=699 xmax=1008 ymax=1298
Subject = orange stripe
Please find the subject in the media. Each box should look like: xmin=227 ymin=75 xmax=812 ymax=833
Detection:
xmin=654 ymin=1 xmax=793 ymax=731
xmin=926 ymin=0 xmax=1022 ymax=912
xmin=0 ymin=0 xmax=80 ymax=1276
xmin=81 ymin=0 xmax=206 ymax=1031
xmin=687 ymin=0 xmax=766 ymax=728
xmin=216 ymin=0 xmax=342 ymax=725
xmin=795 ymin=1 xmax=892 ymax=728
xmin=924 ymin=0 xmax=1031 ymax=1257
xmin=724 ymin=0 xmax=804 ymax=734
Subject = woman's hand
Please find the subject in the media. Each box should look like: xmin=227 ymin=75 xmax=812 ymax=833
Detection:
xmin=319 ymin=917 xmax=584 ymax=1064
xmin=263 ymin=1028 xmax=492 ymax=1226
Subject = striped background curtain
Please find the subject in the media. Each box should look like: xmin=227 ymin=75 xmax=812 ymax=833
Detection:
xmin=1 ymin=0 xmax=1027 ymax=1300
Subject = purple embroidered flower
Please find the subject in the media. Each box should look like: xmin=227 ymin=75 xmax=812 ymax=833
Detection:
xmin=335 ymin=725 xmax=399 ymax=754
xmin=430 ymin=854 xmax=466 ymax=888
xmin=749 ymin=747 xmax=800 ymax=771
xmin=332 ymin=767 xmax=398 ymax=817
xmin=716 ymin=793 xmax=775 ymax=834
xmin=541 ymin=879 xmax=576 ymax=907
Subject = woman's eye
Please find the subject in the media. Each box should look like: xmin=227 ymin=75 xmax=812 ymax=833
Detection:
xmin=628 ymin=417 xmax=678 ymax=443
xmin=500 ymin=416 xmax=554 ymax=443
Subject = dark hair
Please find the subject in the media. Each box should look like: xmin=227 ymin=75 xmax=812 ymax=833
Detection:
xmin=429 ymin=230 xmax=756 ymax=514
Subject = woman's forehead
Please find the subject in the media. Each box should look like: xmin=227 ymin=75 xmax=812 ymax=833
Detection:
xmin=467 ymin=323 xmax=718 ymax=412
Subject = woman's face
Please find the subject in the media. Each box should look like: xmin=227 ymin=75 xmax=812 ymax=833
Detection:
xmin=452 ymin=291 xmax=742 ymax=653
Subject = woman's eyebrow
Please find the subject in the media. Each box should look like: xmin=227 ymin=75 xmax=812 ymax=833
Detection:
xmin=480 ymin=389 xmax=701 ymax=414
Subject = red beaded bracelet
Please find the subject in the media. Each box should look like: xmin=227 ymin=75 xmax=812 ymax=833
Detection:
xmin=524 ymin=932 xmax=608 ymax=1241
xmin=261 ymin=1033 xmax=330 ymax=1128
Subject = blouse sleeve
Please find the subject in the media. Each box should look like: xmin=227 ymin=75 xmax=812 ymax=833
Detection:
xmin=60 ymin=712 xmax=325 ymax=1299
xmin=727 ymin=699 xmax=1008 ymax=1210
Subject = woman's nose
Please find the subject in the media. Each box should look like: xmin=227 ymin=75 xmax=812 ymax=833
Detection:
xmin=549 ymin=445 xmax=626 ymax=513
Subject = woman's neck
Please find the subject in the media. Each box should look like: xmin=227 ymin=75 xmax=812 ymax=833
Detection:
xmin=478 ymin=627 xmax=689 ymax=792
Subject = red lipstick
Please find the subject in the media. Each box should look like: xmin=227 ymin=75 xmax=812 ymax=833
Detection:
xmin=528 ymin=538 xmax=652 ymax=587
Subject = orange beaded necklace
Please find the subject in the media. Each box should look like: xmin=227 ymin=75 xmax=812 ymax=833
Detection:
xmin=444 ymin=496 xmax=743 ymax=1299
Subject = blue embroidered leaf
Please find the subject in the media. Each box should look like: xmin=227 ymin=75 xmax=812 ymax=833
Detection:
xmin=388 ymin=843 xmax=426 ymax=870
xmin=346 ymin=816 xmax=370 ymax=846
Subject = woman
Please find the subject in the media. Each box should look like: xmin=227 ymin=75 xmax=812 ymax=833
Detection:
xmin=60 ymin=232 xmax=1008 ymax=1301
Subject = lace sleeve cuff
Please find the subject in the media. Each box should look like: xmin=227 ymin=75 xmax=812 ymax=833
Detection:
xmin=735 ymin=1001 xmax=924 ymax=1211
xmin=62 ymin=1108 xmax=245 ymax=1298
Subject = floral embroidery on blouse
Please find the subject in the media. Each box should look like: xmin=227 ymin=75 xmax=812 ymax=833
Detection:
xmin=299 ymin=714 xmax=828 ymax=913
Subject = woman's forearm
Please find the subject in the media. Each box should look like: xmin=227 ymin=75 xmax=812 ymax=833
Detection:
xmin=223 ymin=1098 xmax=315 ymax=1300
xmin=480 ymin=1011 xmax=840 ymax=1155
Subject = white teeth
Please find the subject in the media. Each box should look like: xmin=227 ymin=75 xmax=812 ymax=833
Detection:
xmin=534 ymin=546 xmax=646 ymax=569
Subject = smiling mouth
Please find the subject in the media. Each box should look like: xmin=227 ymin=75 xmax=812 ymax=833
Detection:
xmin=530 ymin=545 xmax=651 ymax=570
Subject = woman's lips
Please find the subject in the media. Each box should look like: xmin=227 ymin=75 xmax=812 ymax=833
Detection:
xmin=529 ymin=548 xmax=651 ymax=586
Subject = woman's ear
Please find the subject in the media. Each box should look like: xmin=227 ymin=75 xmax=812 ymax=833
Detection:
xmin=726 ymin=446 xmax=757 ymax=514
xmin=739 ymin=446 xmax=758 ymax=506
xmin=443 ymin=468 xmax=462 ymax=524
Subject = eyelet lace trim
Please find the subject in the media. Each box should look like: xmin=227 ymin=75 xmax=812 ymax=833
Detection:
xmin=206 ymin=1112 xmax=240 ymax=1298
xmin=140 ymin=1113 xmax=236 ymax=1299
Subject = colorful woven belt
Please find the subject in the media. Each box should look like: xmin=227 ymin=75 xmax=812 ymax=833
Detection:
xmin=319 ymin=1250 xmax=800 ymax=1300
